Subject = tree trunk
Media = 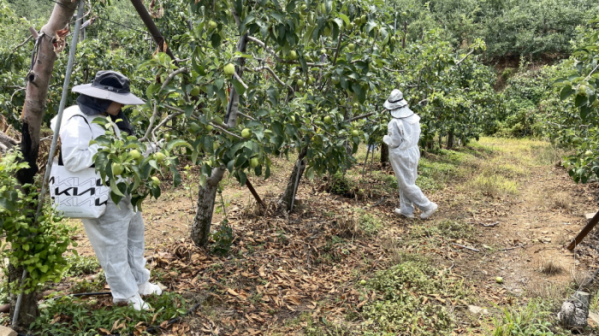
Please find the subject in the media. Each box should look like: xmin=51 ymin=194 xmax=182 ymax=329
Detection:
xmin=8 ymin=265 xmax=37 ymax=326
xmin=279 ymin=147 xmax=307 ymax=211
xmin=190 ymin=30 xmax=247 ymax=248
xmin=190 ymin=167 xmax=225 ymax=247
xmin=380 ymin=142 xmax=389 ymax=166
xmin=11 ymin=0 xmax=78 ymax=325
xmin=16 ymin=0 xmax=77 ymax=185
xmin=446 ymin=130 xmax=454 ymax=150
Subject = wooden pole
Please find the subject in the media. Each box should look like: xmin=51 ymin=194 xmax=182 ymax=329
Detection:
xmin=567 ymin=211 xmax=599 ymax=250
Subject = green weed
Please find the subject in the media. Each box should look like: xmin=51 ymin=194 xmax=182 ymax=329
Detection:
xmin=358 ymin=211 xmax=383 ymax=236
xmin=361 ymin=260 xmax=469 ymax=335
xmin=31 ymin=292 xmax=188 ymax=335
xmin=64 ymin=254 xmax=100 ymax=277
xmin=436 ymin=219 xmax=475 ymax=240
xmin=492 ymin=300 xmax=566 ymax=336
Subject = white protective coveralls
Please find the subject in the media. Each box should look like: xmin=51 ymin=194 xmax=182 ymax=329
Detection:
xmin=51 ymin=105 xmax=161 ymax=309
xmin=383 ymin=114 xmax=436 ymax=217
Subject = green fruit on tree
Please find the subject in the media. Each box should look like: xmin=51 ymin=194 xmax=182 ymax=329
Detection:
xmin=495 ymin=277 xmax=503 ymax=284
xmin=241 ymin=128 xmax=252 ymax=139
xmin=297 ymin=79 xmax=304 ymax=87
xmin=324 ymin=116 xmax=333 ymax=125
xmin=321 ymin=48 xmax=327 ymax=55
xmin=402 ymin=11 xmax=407 ymax=16
xmin=129 ymin=150 xmax=142 ymax=162
xmin=190 ymin=87 xmax=200 ymax=97
xmin=585 ymin=150 xmax=593 ymax=157
xmin=348 ymin=22 xmax=354 ymax=30
xmin=300 ymin=4 xmax=307 ymax=10
xmin=112 ymin=163 xmax=124 ymax=176
xmin=348 ymin=43 xmax=355 ymax=51
xmin=308 ymin=77 xmax=315 ymax=84
xmin=332 ymin=76 xmax=340 ymax=84
xmin=224 ymin=63 xmax=236 ymax=76
xmin=190 ymin=122 xmax=201 ymax=132
xmin=250 ymin=158 xmax=259 ymax=168
xmin=353 ymin=103 xmax=359 ymax=109
xmin=351 ymin=130 xmax=359 ymax=137
xmin=206 ymin=125 xmax=214 ymax=132
xmin=208 ymin=20 xmax=217 ymax=29
xmin=361 ymin=33 xmax=367 ymax=39
xmin=289 ymin=50 xmax=298 ymax=60
xmin=155 ymin=152 xmax=166 ymax=163
xmin=151 ymin=176 xmax=161 ymax=187
xmin=213 ymin=116 xmax=223 ymax=124
xmin=360 ymin=15 xmax=367 ymax=23
xmin=324 ymin=27 xmax=331 ymax=36
xmin=382 ymin=51 xmax=388 ymax=58
xmin=320 ymin=3 xmax=326 ymax=13
xmin=213 ymin=142 xmax=220 ymax=150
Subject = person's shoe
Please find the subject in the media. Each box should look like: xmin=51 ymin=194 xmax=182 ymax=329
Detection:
xmin=138 ymin=282 xmax=163 ymax=296
xmin=394 ymin=208 xmax=414 ymax=219
xmin=128 ymin=293 xmax=151 ymax=311
xmin=420 ymin=203 xmax=438 ymax=219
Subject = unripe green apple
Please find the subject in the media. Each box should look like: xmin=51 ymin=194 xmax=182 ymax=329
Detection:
xmin=297 ymin=79 xmax=304 ymax=87
xmin=250 ymin=158 xmax=259 ymax=168
xmin=289 ymin=50 xmax=298 ymax=60
xmin=151 ymin=176 xmax=161 ymax=187
xmin=112 ymin=163 xmax=124 ymax=176
xmin=224 ymin=63 xmax=236 ymax=76
xmin=206 ymin=125 xmax=214 ymax=132
xmin=241 ymin=128 xmax=252 ymax=139
xmin=351 ymin=130 xmax=359 ymax=137
xmin=155 ymin=152 xmax=166 ymax=163
xmin=129 ymin=150 xmax=142 ymax=162
xmin=348 ymin=43 xmax=356 ymax=51
xmin=208 ymin=20 xmax=217 ymax=29
xmin=324 ymin=116 xmax=333 ymax=125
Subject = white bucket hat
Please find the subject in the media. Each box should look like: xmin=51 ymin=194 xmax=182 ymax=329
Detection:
xmin=384 ymin=89 xmax=414 ymax=119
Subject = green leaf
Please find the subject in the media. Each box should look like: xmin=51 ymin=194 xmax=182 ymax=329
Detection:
xmin=560 ymin=85 xmax=573 ymax=100
xmin=110 ymin=179 xmax=124 ymax=197
xmin=166 ymin=139 xmax=193 ymax=151
xmin=231 ymin=78 xmax=246 ymax=96
xmin=337 ymin=13 xmax=350 ymax=27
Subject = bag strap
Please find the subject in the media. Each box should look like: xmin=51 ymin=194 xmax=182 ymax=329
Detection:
xmin=58 ymin=115 xmax=95 ymax=167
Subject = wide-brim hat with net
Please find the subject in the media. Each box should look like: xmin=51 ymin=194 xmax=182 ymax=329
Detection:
xmin=72 ymin=70 xmax=144 ymax=105
xmin=384 ymin=89 xmax=414 ymax=118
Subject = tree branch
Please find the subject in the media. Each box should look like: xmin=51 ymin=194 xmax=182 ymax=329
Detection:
xmin=140 ymin=100 xmax=159 ymax=142
xmin=159 ymin=67 xmax=189 ymax=94
xmin=209 ymin=122 xmax=243 ymax=139
xmin=584 ymin=63 xmax=599 ymax=81
xmin=237 ymin=111 xmax=255 ymax=121
xmin=350 ymin=112 xmax=375 ymax=122
xmin=12 ymin=36 xmax=33 ymax=52
xmin=233 ymin=72 xmax=248 ymax=90
xmin=248 ymin=65 xmax=294 ymax=93
xmin=455 ymin=48 xmax=475 ymax=67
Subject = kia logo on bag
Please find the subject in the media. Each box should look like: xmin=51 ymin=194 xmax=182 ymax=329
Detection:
xmin=50 ymin=176 xmax=108 ymax=207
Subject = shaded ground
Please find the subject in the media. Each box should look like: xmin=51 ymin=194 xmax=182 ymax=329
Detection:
xmin=14 ymin=137 xmax=599 ymax=335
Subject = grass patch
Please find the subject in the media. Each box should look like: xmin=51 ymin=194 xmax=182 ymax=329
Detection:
xmin=358 ymin=211 xmax=383 ymax=236
xmin=470 ymin=174 xmax=519 ymax=197
xmin=436 ymin=219 xmax=475 ymax=240
xmin=64 ymin=254 xmax=100 ymax=277
xmin=361 ymin=260 xmax=470 ymax=335
xmin=31 ymin=292 xmax=187 ymax=335
xmin=492 ymin=299 xmax=566 ymax=336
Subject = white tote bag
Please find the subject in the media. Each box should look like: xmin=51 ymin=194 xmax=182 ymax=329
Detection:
xmin=49 ymin=113 xmax=110 ymax=219
xmin=49 ymin=158 xmax=109 ymax=219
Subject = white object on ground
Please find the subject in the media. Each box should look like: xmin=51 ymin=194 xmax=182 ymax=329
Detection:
xmin=138 ymin=282 xmax=163 ymax=296
xmin=421 ymin=202 xmax=438 ymax=219
xmin=394 ymin=208 xmax=414 ymax=218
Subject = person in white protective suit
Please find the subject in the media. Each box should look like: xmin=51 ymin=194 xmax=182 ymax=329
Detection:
xmin=50 ymin=71 xmax=163 ymax=310
xmin=382 ymin=89 xmax=438 ymax=219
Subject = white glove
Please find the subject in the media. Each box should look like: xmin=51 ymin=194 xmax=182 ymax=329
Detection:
xmin=382 ymin=135 xmax=392 ymax=146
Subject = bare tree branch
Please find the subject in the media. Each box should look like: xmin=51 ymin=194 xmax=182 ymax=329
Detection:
xmin=454 ymin=48 xmax=475 ymax=67
xmin=584 ymin=63 xmax=599 ymax=81
xmin=140 ymin=100 xmax=159 ymax=142
xmin=233 ymin=72 xmax=248 ymax=90
xmin=209 ymin=122 xmax=243 ymax=139
xmin=350 ymin=112 xmax=376 ymax=122
xmin=12 ymin=36 xmax=33 ymax=52
xmin=237 ymin=111 xmax=255 ymax=121
xmin=248 ymin=65 xmax=294 ymax=93
xmin=159 ymin=67 xmax=189 ymax=94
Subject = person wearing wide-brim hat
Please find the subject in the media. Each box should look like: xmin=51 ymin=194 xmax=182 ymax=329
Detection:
xmin=382 ymin=89 xmax=438 ymax=219
xmin=51 ymin=71 xmax=163 ymax=311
